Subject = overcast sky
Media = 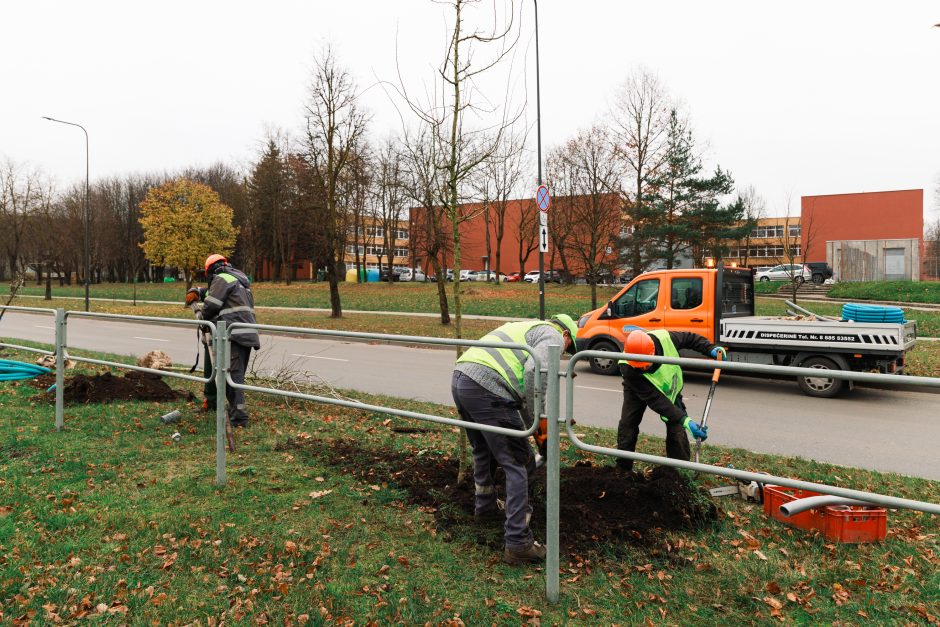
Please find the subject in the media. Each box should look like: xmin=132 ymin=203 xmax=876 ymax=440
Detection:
xmin=2 ymin=1 xmax=938 ymax=216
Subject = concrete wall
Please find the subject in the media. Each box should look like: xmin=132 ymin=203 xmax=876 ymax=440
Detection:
xmin=827 ymin=238 xmax=921 ymax=281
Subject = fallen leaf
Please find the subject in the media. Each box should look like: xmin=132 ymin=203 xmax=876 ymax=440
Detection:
xmin=517 ymin=606 xmax=542 ymax=618
xmin=754 ymin=550 xmax=768 ymax=561
xmin=309 ymin=490 xmax=333 ymax=499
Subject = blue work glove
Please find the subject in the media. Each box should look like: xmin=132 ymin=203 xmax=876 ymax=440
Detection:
xmin=710 ymin=346 xmax=727 ymax=360
xmin=683 ymin=417 xmax=708 ymax=441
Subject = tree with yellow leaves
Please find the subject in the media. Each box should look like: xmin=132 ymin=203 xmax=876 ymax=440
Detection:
xmin=139 ymin=178 xmax=238 ymax=288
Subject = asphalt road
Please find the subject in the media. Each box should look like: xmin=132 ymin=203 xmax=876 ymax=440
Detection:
xmin=2 ymin=310 xmax=938 ymax=480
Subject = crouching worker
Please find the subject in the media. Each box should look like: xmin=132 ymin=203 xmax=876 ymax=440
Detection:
xmin=617 ymin=329 xmax=725 ymax=470
xmin=451 ymin=314 xmax=577 ymax=565
xmin=186 ymin=254 xmax=260 ymax=428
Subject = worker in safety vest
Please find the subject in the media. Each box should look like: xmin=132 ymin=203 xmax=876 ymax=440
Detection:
xmin=451 ymin=314 xmax=577 ymax=565
xmin=617 ymin=328 xmax=725 ymax=471
xmin=186 ymin=254 xmax=261 ymax=428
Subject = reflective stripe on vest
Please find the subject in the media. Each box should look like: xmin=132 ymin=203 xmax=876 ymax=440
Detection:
xmin=217 ymin=273 xmax=237 ymax=284
xmin=456 ymin=320 xmax=550 ymax=398
xmin=642 ymin=329 xmax=683 ymax=405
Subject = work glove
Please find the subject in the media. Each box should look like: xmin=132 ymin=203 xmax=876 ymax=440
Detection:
xmin=184 ymin=287 xmax=205 ymax=307
xmin=710 ymin=346 xmax=727 ymax=360
xmin=683 ymin=416 xmax=708 ymax=441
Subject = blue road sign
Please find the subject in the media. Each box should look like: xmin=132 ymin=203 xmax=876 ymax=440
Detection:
xmin=536 ymin=185 xmax=550 ymax=212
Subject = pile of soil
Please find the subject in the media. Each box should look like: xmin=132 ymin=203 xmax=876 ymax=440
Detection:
xmin=282 ymin=438 xmax=718 ymax=555
xmin=58 ymin=371 xmax=194 ymax=404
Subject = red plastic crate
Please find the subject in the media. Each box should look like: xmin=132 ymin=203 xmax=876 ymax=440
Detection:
xmin=763 ymin=485 xmax=887 ymax=543
xmin=822 ymin=506 xmax=887 ymax=543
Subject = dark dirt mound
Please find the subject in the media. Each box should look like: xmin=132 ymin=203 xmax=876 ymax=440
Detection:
xmin=58 ymin=371 xmax=194 ymax=404
xmin=26 ymin=373 xmax=56 ymax=390
xmin=281 ymin=438 xmax=718 ymax=555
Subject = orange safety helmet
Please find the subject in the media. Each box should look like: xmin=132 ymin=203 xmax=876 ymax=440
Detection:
xmin=624 ymin=330 xmax=656 ymax=369
xmin=204 ymin=254 xmax=227 ymax=272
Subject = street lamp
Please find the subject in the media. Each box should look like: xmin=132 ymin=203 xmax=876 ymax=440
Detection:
xmin=42 ymin=116 xmax=90 ymax=312
xmin=534 ymin=0 xmax=545 ymax=320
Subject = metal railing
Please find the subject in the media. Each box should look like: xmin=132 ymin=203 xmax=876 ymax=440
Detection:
xmin=545 ymin=349 xmax=940 ymax=601
xmin=222 ymin=322 xmax=544 ymax=486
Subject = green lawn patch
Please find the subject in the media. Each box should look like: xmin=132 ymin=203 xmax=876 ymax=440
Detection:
xmin=0 ymin=342 xmax=938 ymax=623
xmin=828 ymin=281 xmax=940 ymax=305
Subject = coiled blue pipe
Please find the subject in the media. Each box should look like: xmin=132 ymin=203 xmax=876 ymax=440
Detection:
xmin=0 ymin=359 xmax=52 ymax=381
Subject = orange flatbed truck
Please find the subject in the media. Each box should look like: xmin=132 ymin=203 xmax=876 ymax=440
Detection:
xmin=575 ymin=267 xmax=916 ymax=397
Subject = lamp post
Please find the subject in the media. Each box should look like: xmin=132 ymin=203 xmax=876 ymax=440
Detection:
xmin=42 ymin=116 xmax=90 ymax=312
xmin=534 ymin=0 xmax=545 ymax=320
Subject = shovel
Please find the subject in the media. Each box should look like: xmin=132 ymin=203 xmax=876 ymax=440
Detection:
xmin=694 ymin=355 xmax=722 ymax=464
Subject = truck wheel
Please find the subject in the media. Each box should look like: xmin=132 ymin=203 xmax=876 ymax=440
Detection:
xmin=797 ymin=356 xmax=845 ymax=398
xmin=588 ymin=340 xmax=620 ymax=376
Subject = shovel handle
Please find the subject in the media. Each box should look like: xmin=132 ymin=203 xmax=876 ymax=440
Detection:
xmin=711 ymin=353 xmax=723 ymax=383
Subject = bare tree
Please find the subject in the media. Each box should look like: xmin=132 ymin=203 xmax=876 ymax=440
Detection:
xmin=781 ymin=195 xmax=817 ymax=303
xmin=401 ymin=124 xmax=452 ymax=323
xmin=0 ymin=160 xmax=41 ymax=279
xmin=545 ymin=145 xmax=579 ymax=281
xmin=396 ymin=0 xmax=523 ymax=482
xmin=560 ymin=126 xmax=622 ymax=308
xmin=373 ymin=137 xmax=408 ymax=282
xmin=305 ymin=45 xmax=370 ymax=317
xmin=481 ymin=131 xmax=527 ymax=282
xmin=609 ymin=69 xmax=671 ymax=275
xmin=737 ymin=185 xmax=766 ymax=268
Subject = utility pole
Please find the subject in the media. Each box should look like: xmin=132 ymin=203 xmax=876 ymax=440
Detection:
xmin=534 ymin=0 xmax=545 ymax=320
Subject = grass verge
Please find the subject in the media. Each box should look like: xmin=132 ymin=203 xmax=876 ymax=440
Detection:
xmin=827 ymin=281 xmax=940 ymax=304
xmin=0 ymin=343 xmax=938 ymax=623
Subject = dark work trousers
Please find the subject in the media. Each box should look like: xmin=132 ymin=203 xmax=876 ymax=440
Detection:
xmin=227 ymin=343 xmax=252 ymax=426
xmin=203 ymin=344 xmax=216 ymax=407
xmin=617 ymin=387 xmax=691 ymax=470
xmin=451 ymin=371 xmax=536 ymax=550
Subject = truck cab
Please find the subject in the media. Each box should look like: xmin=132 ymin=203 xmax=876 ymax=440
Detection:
xmin=576 ymin=267 xmax=755 ymax=375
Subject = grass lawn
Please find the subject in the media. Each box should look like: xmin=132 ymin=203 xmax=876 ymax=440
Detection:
xmin=828 ymin=281 xmax=940 ymax=304
xmin=16 ymin=281 xmax=622 ymax=319
xmin=0 ymin=342 xmax=938 ymax=623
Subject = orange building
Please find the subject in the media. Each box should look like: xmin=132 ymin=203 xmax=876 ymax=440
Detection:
xmin=801 ymin=189 xmax=923 ymax=263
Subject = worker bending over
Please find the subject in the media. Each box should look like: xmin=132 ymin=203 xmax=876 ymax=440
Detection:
xmin=617 ymin=328 xmax=725 ymax=470
xmin=451 ymin=314 xmax=577 ymax=565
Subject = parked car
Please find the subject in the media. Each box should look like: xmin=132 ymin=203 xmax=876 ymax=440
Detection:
xmin=379 ymin=267 xmax=404 ymax=282
xmin=523 ymin=270 xmax=541 ymax=283
xmin=805 ymin=262 xmax=834 ymax=284
xmin=399 ymin=268 xmax=426 ymax=282
xmin=754 ymin=266 xmax=773 ymax=274
xmin=429 ymin=269 xmax=454 ymax=282
xmin=505 ymin=272 xmax=522 ymax=283
xmin=466 ymin=270 xmax=491 ymax=282
xmin=487 ymin=272 xmax=508 ymax=283
xmin=755 ymin=263 xmax=812 ymax=283
xmin=458 ymin=269 xmax=476 ymax=282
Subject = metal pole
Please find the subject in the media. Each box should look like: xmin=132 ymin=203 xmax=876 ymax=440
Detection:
xmin=42 ymin=116 xmax=90 ymax=312
xmin=545 ymin=343 xmax=561 ymax=602
xmin=534 ymin=0 xmax=545 ymax=320
xmin=54 ymin=308 xmax=65 ymax=431
xmin=215 ymin=321 xmax=227 ymax=486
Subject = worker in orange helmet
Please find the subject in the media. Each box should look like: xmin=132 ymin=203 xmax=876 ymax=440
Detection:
xmin=186 ymin=254 xmax=260 ymax=427
xmin=616 ymin=328 xmax=726 ymax=471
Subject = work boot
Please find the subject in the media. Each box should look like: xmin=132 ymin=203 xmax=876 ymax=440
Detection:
xmin=503 ymin=541 xmax=546 ymax=565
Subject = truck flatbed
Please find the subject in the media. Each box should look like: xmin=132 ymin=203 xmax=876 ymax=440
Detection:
xmin=721 ymin=317 xmax=917 ymax=354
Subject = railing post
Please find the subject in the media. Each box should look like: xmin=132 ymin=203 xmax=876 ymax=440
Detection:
xmin=55 ymin=308 xmax=65 ymax=431
xmin=545 ymin=342 xmax=561 ymax=603
xmin=215 ymin=321 xmax=227 ymax=486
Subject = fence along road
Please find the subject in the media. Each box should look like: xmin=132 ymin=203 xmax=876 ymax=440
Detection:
xmin=1 ymin=310 xmax=939 ymax=478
